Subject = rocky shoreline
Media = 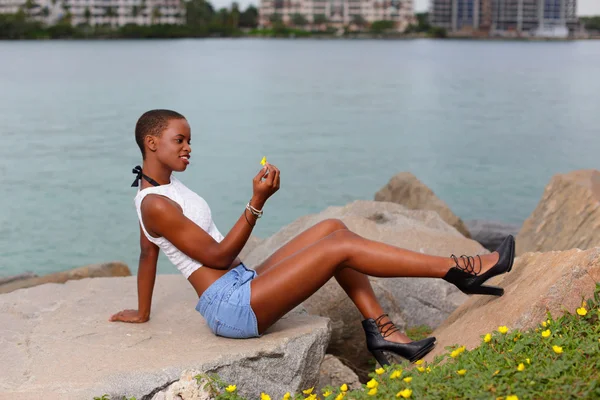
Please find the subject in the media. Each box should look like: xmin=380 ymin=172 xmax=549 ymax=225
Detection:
xmin=1 ymin=168 xmax=599 ymax=399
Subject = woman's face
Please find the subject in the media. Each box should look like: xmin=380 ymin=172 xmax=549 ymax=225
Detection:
xmin=153 ymin=118 xmax=192 ymax=172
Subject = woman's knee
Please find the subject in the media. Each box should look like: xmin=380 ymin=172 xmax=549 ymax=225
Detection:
xmin=317 ymin=218 xmax=348 ymax=234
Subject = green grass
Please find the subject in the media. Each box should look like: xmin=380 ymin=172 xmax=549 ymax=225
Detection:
xmin=201 ymin=283 xmax=600 ymax=400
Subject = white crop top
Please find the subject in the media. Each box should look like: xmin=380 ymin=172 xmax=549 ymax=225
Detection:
xmin=134 ymin=175 xmax=224 ymax=278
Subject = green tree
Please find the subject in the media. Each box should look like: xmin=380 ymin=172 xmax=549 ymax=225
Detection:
xmin=370 ymin=20 xmax=394 ymax=33
xmin=238 ymin=5 xmax=257 ymax=28
xmin=151 ymin=6 xmax=161 ymax=24
xmin=291 ymin=13 xmax=307 ymax=27
xmin=230 ymin=2 xmax=239 ymax=28
xmin=185 ymin=0 xmax=214 ymax=27
xmin=313 ymin=13 xmax=327 ymax=26
xmin=351 ymin=14 xmax=366 ymax=28
xmin=268 ymin=12 xmax=281 ymax=25
xmin=84 ymin=6 xmax=91 ymax=23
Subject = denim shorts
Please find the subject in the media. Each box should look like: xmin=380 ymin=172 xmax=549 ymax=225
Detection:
xmin=195 ymin=263 xmax=261 ymax=339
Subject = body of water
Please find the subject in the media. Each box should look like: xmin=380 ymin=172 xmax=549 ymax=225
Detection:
xmin=1 ymin=38 xmax=598 ymax=277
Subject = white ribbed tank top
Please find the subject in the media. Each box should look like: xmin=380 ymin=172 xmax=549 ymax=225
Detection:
xmin=134 ymin=175 xmax=224 ymax=279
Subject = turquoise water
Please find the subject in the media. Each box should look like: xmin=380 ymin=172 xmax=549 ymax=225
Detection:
xmin=1 ymin=39 xmax=599 ymax=277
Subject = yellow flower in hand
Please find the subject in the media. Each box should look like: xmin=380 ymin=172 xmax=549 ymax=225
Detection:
xmin=517 ymin=363 xmax=525 ymax=371
xmin=541 ymin=329 xmax=551 ymax=338
xmin=457 ymin=369 xmax=467 ymax=376
xmin=484 ymin=333 xmax=492 ymax=343
xmin=366 ymin=378 xmax=378 ymax=389
xmin=368 ymin=388 xmax=378 ymax=396
xmin=390 ymin=370 xmax=402 ymax=379
xmin=553 ymin=345 xmax=563 ymax=354
xmin=577 ymin=307 xmax=587 ymax=316
xmin=375 ymin=367 xmax=385 ymax=375
xmin=498 ymin=326 xmax=508 ymax=334
xmin=403 ymin=377 xmax=412 ymax=383
xmin=261 ymin=393 xmax=271 ymax=400
xmin=397 ymin=388 xmax=413 ymax=398
xmin=340 ymin=384 xmax=348 ymax=392
xmin=225 ymin=385 xmax=237 ymax=393
xmin=260 ymin=156 xmax=267 ymax=166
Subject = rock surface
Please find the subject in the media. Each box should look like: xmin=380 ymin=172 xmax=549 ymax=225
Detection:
xmin=0 ymin=275 xmax=331 ymax=400
xmin=425 ymin=247 xmax=600 ymax=361
xmin=244 ymin=200 xmax=485 ymax=376
xmin=465 ymin=219 xmax=521 ymax=252
xmin=516 ymin=169 xmax=600 ymax=256
xmin=374 ymin=172 xmax=471 ymax=238
xmin=0 ymin=261 xmax=131 ymax=294
xmin=317 ymin=355 xmax=362 ymax=394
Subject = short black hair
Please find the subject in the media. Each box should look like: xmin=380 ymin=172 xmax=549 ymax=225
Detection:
xmin=135 ymin=109 xmax=186 ymax=159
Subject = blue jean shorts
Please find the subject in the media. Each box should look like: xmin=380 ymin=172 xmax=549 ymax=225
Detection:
xmin=195 ymin=263 xmax=261 ymax=339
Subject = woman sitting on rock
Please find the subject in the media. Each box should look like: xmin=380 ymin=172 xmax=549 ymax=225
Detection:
xmin=110 ymin=109 xmax=515 ymax=366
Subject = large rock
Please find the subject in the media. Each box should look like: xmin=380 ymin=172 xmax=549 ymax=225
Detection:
xmin=0 ymin=261 xmax=131 ymax=294
xmin=516 ymin=170 xmax=600 ymax=256
xmin=425 ymin=247 xmax=600 ymax=361
xmin=239 ymin=235 xmax=263 ymax=261
xmin=0 ymin=275 xmax=331 ymax=399
xmin=317 ymin=355 xmax=362 ymax=394
xmin=465 ymin=219 xmax=521 ymax=252
xmin=244 ymin=200 xmax=485 ymax=376
xmin=374 ymin=172 xmax=471 ymax=238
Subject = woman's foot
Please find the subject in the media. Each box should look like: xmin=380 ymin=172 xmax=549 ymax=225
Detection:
xmin=443 ymin=235 xmax=515 ymax=296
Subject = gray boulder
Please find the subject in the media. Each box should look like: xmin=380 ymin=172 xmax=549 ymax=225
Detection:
xmin=464 ymin=219 xmax=521 ymax=252
xmin=0 ymin=275 xmax=330 ymax=400
xmin=317 ymin=354 xmax=362 ymax=394
xmin=244 ymin=200 xmax=485 ymax=376
xmin=374 ymin=172 xmax=471 ymax=238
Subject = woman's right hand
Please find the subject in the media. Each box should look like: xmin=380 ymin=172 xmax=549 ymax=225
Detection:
xmin=252 ymin=162 xmax=280 ymax=207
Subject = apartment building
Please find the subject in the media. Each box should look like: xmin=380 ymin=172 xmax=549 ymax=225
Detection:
xmin=0 ymin=0 xmax=185 ymax=26
xmin=429 ymin=0 xmax=577 ymax=37
xmin=259 ymin=0 xmax=416 ymax=32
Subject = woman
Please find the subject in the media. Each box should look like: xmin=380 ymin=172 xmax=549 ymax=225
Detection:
xmin=110 ymin=109 xmax=515 ymax=367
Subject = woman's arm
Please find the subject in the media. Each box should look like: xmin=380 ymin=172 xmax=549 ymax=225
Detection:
xmin=142 ymin=164 xmax=280 ymax=270
xmin=109 ymin=226 xmax=159 ymax=323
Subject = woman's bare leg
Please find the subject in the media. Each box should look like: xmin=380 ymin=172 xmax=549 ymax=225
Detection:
xmin=252 ymin=219 xmax=409 ymax=341
xmin=250 ymin=229 xmax=499 ymax=335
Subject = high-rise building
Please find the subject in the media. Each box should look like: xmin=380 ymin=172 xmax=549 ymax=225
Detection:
xmin=429 ymin=0 xmax=577 ymax=37
xmin=259 ymin=0 xmax=416 ymax=32
xmin=0 ymin=0 xmax=185 ymax=26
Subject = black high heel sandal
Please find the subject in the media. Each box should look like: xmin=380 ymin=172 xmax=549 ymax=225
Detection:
xmin=362 ymin=314 xmax=437 ymax=367
xmin=443 ymin=235 xmax=515 ymax=296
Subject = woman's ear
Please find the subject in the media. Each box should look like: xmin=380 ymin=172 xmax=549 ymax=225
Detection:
xmin=145 ymin=135 xmax=158 ymax=153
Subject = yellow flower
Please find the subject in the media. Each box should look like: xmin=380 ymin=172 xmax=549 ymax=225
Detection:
xmin=306 ymin=395 xmax=317 ymax=400
xmin=450 ymin=350 xmax=460 ymax=358
xmin=541 ymin=329 xmax=551 ymax=338
xmin=414 ymin=359 xmax=424 ymax=365
xmin=506 ymin=396 xmax=519 ymax=400
xmin=526 ymin=358 xmax=531 ymax=364
xmin=260 ymin=156 xmax=267 ymax=166
xmin=390 ymin=370 xmax=402 ymax=379
xmin=366 ymin=379 xmax=378 ymax=389
xmin=335 ymin=394 xmax=344 ymax=400
xmin=397 ymin=388 xmax=412 ymax=398
xmin=225 ymin=385 xmax=237 ymax=393
xmin=323 ymin=390 xmax=332 ymax=397
xmin=261 ymin=393 xmax=271 ymax=400
xmin=517 ymin=363 xmax=525 ymax=371
xmin=417 ymin=367 xmax=425 ymax=372
xmin=368 ymin=388 xmax=378 ymax=396
xmin=283 ymin=393 xmax=291 ymax=400
xmin=577 ymin=307 xmax=587 ymax=316
xmin=340 ymin=384 xmax=348 ymax=392
xmin=303 ymin=387 xmax=314 ymax=395
xmin=426 ymin=367 xmax=431 ymax=373
xmin=493 ymin=370 xmax=500 ymax=376
xmin=498 ymin=326 xmax=508 ymax=334
xmin=375 ymin=367 xmax=385 ymax=375
xmin=546 ymin=319 xmax=551 ymax=325
xmin=484 ymin=333 xmax=492 ymax=343
xmin=457 ymin=369 xmax=467 ymax=376
xmin=542 ymin=321 xmax=547 ymax=327
xmin=553 ymin=345 xmax=563 ymax=354
xmin=403 ymin=377 xmax=412 ymax=383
